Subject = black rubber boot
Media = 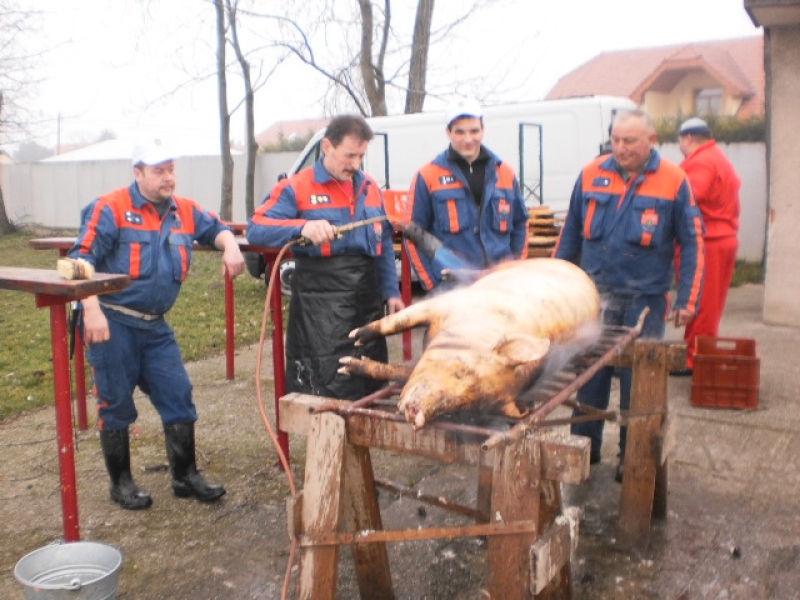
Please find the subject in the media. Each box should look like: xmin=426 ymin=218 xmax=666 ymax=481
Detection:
xmin=99 ymin=428 xmax=153 ymax=510
xmin=164 ymin=422 xmax=226 ymax=502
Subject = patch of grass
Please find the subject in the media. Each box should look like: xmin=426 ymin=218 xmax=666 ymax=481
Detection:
xmin=0 ymin=231 xmax=273 ymax=421
xmin=730 ymin=260 xmax=764 ymax=287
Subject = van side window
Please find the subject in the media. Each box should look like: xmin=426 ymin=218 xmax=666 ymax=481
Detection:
xmin=297 ymin=143 xmax=322 ymax=171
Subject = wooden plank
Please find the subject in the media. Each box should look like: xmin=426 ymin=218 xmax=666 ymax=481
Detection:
xmin=656 ymin=414 xmax=677 ymax=466
xmin=487 ymin=436 xmax=540 ymax=600
xmin=299 ymin=520 xmax=538 ymax=546
xmin=530 ymin=507 xmax=580 ymax=595
xmin=341 ymin=444 xmax=395 ymax=599
xmin=653 ymin=460 xmax=669 ymax=521
xmin=540 ymin=434 xmax=591 ymax=485
xmin=534 ymin=479 xmax=572 ymax=599
xmin=476 ymin=454 xmax=494 ymax=524
xmin=0 ymin=266 xmax=129 ymax=299
xmin=297 ymin=413 xmax=346 ymax=600
xmin=653 ymin=415 xmax=674 ymax=520
xmin=280 ymin=394 xmax=485 ymax=465
xmin=286 ymin=491 xmax=303 ymax=540
xmin=617 ymin=340 xmax=668 ymax=548
xmin=609 ymin=340 xmax=686 ymax=371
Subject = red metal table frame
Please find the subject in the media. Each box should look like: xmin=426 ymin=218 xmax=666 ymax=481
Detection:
xmin=0 ymin=266 xmax=129 ymax=542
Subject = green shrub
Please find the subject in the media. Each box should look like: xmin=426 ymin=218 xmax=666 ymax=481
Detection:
xmin=655 ymin=114 xmax=766 ymax=144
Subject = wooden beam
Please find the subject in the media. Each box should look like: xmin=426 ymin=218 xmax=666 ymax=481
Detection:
xmin=609 ymin=340 xmax=687 ymax=371
xmin=342 ymin=444 xmax=395 ymax=599
xmin=281 ymin=393 xmax=485 ymax=465
xmin=297 ymin=413 xmax=346 ymax=600
xmin=530 ymin=507 xmax=580 ymax=595
xmin=540 ymin=434 xmax=591 ymax=485
xmin=298 ymin=520 xmax=538 ymax=547
xmin=617 ymin=340 xmax=668 ymax=549
xmin=487 ymin=436 xmax=541 ymax=599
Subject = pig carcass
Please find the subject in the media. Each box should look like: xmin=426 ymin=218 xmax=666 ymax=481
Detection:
xmin=340 ymin=258 xmax=601 ymax=429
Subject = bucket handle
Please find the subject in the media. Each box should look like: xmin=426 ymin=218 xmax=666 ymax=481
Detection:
xmin=62 ymin=577 xmax=83 ymax=591
xmin=32 ymin=577 xmax=83 ymax=592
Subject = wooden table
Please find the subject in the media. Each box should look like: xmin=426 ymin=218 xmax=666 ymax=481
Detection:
xmin=0 ymin=267 xmax=129 ymax=542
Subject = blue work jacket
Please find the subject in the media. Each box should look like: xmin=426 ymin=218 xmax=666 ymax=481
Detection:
xmin=247 ymin=159 xmax=399 ymax=301
xmin=405 ymin=146 xmax=529 ymax=290
xmin=554 ymin=150 xmax=705 ymax=313
xmin=69 ymin=183 xmax=230 ymax=316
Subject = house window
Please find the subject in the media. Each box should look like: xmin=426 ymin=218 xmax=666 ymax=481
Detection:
xmin=695 ymin=88 xmax=723 ymax=116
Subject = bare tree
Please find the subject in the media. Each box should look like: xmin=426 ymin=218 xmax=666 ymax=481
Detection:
xmin=273 ymin=0 xmax=494 ymax=117
xmin=404 ymin=0 xmax=434 ymax=114
xmin=214 ymin=0 xmax=235 ymax=221
xmin=0 ymin=2 xmax=41 ymax=234
xmin=0 ymin=89 xmax=11 ymax=232
xmin=225 ymin=0 xmax=260 ymax=218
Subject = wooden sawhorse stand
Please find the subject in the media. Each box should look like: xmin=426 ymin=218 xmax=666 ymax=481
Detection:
xmin=613 ymin=339 xmax=683 ymax=549
xmin=280 ymin=393 xmax=592 ymax=599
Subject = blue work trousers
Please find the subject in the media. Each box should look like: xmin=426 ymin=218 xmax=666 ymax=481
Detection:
xmin=86 ymin=315 xmax=196 ymax=430
xmin=571 ymin=293 xmax=668 ymax=459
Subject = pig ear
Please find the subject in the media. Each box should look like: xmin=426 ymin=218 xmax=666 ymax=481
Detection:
xmin=496 ymin=335 xmax=550 ymax=365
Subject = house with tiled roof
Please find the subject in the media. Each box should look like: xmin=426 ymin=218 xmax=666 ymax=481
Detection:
xmin=545 ymin=36 xmax=764 ymax=120
xmin=255 ymin=117 xmax=330 ymax=148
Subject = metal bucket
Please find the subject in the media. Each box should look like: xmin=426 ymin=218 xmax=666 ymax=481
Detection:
xmin=14 ymin=541 xmax=122 ymax=600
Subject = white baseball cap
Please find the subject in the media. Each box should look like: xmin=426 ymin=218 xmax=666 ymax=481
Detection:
xmin=132 ymin=138 xmax=178 ymax=166
xmin=445 ymin=97 xmax=483 ymax=127
xmin=678 ymin=117 xmax=711 ymax=136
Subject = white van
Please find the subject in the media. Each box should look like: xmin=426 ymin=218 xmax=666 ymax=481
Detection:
xmin=286 ymin=95 xmax=636 ymax=213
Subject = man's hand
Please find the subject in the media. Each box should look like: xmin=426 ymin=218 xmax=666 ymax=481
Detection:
xmin=81 ymin=296 xmax=110 ymax=346
xmin=215 ymin=230 xmax=246 ymax=278
xmin=387 ymin=297 xmax=405 ymax=315
xmin=300 ymin=220 xmax=337 ymax=246
xmin=672 ymin=308 xmax=695 ymax=327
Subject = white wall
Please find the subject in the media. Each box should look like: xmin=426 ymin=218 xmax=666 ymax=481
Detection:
xmin=0 ymin=151 xmax=299 ymax=230
xmin=659 ymin=142 xmax=767 ymax=262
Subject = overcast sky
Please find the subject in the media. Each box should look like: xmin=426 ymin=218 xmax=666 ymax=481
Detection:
xmin=24 ymin=0 xmax=760 ymax=151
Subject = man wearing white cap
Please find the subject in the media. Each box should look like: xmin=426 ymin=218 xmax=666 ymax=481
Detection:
xmin=677 ymin=117 xmax=741 ymax=374
xmin=68 ymin=138 xmax=245 ymax=510
xmin=404 ymin=98 xmax=529 ymax=290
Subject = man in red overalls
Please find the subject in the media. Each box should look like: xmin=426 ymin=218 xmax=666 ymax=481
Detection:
xmin=678 ymin=117 xmax=741 ymax=373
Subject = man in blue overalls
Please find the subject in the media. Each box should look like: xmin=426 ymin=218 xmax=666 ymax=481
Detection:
xmin=69 ymin=139 xmax=245 ymax=510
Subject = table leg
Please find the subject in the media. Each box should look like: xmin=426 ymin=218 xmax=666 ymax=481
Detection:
xmin=48 ymin=302 xmax=81 ymax=542
xmin=268 ymin=256 xmax=290 ymax=466
xmin=225 ymin=270 xmax=235 ymax=380
xmin=73 ymin=325 xmax=89 ymax=430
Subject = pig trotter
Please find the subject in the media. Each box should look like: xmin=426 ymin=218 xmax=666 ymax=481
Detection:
xmin=339 ymin=356 xmax=412 ymax=382
xmin=348 ymin=325 xmax=382 ymax=346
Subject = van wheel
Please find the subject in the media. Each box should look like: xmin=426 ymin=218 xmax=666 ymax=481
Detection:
xmin=279 ymin=261 xmax=295 ymax=296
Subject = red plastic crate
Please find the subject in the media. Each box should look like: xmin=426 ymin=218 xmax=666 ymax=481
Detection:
xmin=690 ymin=336 xmax=760 ymax=410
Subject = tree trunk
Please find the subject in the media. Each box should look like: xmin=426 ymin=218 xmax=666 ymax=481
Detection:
xmin=215 ymin=0 xmax=234 ymax=221
xmin=0 ymin=183 xmax=15 ymax=235
xmin=0 ymin=90 xmax=10 ymax=234
xmin=405 ymin=0 xmax=434 ymax=114
xmin=358 ymin=0 xmax=388 ymax=116
xmin=243 ymin=68 xmax=257 ymax=217
xmin=226 ymin=0 xmax=258 ymax=218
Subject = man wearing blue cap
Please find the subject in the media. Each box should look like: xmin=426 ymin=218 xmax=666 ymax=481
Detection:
xmin=69 ymin=138 xmax=245 ymax=510
xmin=677 ymin=117 xmax=741 ymax=374
xmin=404 ymin=98 xmax=529 ymax=290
